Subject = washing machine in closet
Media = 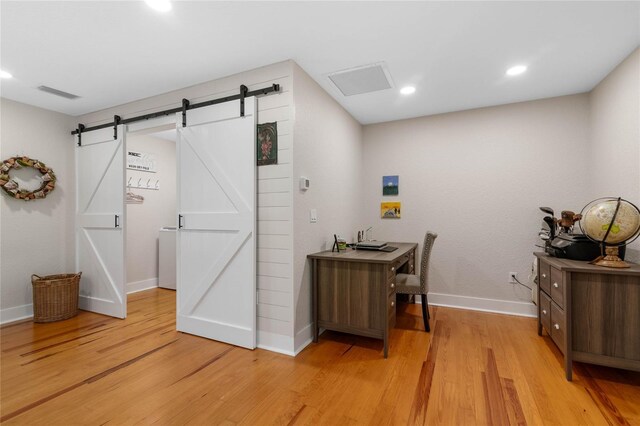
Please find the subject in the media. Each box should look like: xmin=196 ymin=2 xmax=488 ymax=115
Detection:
xmin=158 ymin=227 xmax=176 ymax=290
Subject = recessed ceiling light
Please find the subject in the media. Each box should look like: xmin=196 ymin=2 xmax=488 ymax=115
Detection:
xmin=400 ymin=86 xmax=416 ymax=95
xmin=0 ymin=69 xmax=13 ymax=79
xmin=145 ymin=0 xmax=171 ymax=12
xmin=506 ymin=65 xmax=527 ymax=76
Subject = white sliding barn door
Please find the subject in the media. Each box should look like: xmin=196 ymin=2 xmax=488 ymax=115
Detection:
xmin=176 ymin=98 xmax=257 ymax=349
xmin=75 ymin=126 xmax=126 ymax=318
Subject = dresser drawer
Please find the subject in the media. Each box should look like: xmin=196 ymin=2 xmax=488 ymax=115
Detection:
xmin=550 ymin=266 xmax=564 ymax=308
xmin=539 ymin=291 xmax=551 ymax=334
xmin=539 ymin=260 xmax=551 ymax=295
xmin=550 ymin=301 xmax=566 ymax=354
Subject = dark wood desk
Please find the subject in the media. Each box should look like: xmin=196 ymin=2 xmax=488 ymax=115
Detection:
xmin=535 ymin=252 xmax=640 ymax=380
xmin=308 ymin=242 xmax=417 ymax=358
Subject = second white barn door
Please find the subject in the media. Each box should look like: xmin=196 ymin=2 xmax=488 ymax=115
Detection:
xmin=176 ymin=98 xmax=257 ymax=349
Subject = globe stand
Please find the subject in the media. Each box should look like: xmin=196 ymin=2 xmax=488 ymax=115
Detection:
xmin=592 ymin=246 xmax=630 ymax=269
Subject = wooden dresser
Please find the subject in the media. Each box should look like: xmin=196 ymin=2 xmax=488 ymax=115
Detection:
xmin=535 ymin=252 xmax=640 ymax=380
xmin=308 ymin=242 xmax=417 ymax=358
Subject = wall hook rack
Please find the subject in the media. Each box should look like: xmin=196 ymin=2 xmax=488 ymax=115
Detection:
xmin=126 ymin=178 xmax=160 ymax=191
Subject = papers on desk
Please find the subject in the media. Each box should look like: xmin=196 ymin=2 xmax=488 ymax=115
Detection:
xmin=354 ymin=241 xmax=397 ymax=252
xmin=356 ymin=240 xmax=388 ymax=249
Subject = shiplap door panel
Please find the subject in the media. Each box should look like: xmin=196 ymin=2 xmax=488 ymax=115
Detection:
xmin=176 ymin=98 xmax=257 ymax=349
xmin=75 ymin=126 xmax=126 ymax=318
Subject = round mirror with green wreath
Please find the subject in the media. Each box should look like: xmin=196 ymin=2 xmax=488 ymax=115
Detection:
xmin=0 ymin=156 xmax=56 ymax=201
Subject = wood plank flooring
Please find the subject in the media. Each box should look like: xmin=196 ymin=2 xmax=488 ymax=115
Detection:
xmin=1 ymin=288 xmax=639 ymax=425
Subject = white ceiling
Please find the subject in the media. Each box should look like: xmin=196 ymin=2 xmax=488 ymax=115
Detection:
xmin=1 ymin=1 xmax=638 ymax=124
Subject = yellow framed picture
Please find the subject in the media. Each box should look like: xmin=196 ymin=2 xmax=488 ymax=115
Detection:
xmin=381 ymin=202 xmax=401 ymax=219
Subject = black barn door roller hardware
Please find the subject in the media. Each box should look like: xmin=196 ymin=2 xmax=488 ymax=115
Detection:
xmin=72 ymin=83 xmax=281 ymax=137
xmin=113 ymin=115 xmax=121 ymax=139
xmin=76 ymin=123 xmax=86 ymax=146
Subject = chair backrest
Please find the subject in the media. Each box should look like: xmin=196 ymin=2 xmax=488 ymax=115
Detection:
xmin=420 ymin=232 xmax=438 ymax=293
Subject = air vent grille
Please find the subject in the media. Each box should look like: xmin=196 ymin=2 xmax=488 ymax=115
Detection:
xmin=328 ymin=63 xmax=393 ymax=96
xmin=37 ymin=85 xmax=80 ymax=100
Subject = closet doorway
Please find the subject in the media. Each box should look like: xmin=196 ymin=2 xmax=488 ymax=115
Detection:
xmin=125 ymin=128 xmax=177 ymax=296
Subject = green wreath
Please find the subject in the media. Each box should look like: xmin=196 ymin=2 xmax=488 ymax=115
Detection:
xmin=0 ymin=156 xmax=56 ymax=201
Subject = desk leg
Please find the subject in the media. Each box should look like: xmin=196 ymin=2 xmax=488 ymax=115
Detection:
xmin=312 ymin=259 xmax=318 ymax=343
xmin=383 ymin=289 xmax=389 ymax=358
xmin=383 ymin=336 xmax=388 ymax=358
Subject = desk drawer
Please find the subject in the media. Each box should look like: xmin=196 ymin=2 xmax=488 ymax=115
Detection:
xmin=550 ymin=266 xmax=564 ymax=308
xmin=539 ymin=261 xmax=551 ymax=295
xmin=388 ymin=263 xmax=400 ymax=279
xmin=539 ymin=291 xmax=551 ymax=334
xmin=550 ymin=301 xmax=566 ymax=354
xmin=388 ymin=293 xmax=396 ymax=329
xmin=387 ymin=275 xmax=396 ymax=295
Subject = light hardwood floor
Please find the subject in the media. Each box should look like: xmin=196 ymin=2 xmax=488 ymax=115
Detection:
xmin=1 ymin=288 xmax=638 ymax=425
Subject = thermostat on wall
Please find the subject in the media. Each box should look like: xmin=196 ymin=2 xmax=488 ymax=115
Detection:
xmin=300 ymin=177 xmax=310 ymax=191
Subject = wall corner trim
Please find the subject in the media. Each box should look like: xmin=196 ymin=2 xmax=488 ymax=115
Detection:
xmin=257 ymin=330 xmax=295 ymax=356
xmin=294 ymin=323 xmax=313 ymax=355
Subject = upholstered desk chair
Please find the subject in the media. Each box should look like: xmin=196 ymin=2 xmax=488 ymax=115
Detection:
xmin=395 ymin=232 xmax=437 ymax=332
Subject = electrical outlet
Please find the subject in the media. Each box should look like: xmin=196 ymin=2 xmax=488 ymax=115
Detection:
xmin=509 ymin=272 xmax=518 ymax=283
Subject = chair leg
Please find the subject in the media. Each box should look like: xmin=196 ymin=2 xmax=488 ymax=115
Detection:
xmin=425 ymin=294 xmax=430 ymax=319
xmin=421 ymin=294 xmax=430 ymax=332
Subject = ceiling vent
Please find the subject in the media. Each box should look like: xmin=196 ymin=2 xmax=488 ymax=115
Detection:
xmin=37 ymin=85 xmax=80 ymax=100
xmin=327 ymin=62 xmax=394 ymax=96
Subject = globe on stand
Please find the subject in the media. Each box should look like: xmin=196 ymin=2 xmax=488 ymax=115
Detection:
xmin=580 ymin=197 xmax=640 ymax=268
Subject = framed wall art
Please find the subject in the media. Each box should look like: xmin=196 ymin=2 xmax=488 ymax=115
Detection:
xmin=381 ymin=202 xmax=401 ymax=218
xmin=382 ymin=175 xmax=398 ymax=195
xmin=257 ymin=122 xmax=278 ymax=166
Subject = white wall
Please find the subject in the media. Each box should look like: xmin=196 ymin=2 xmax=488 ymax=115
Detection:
xmin=362 ymin=94 xmax=592 ymax=315
xmin=291 ymin=63 xmax=363 ymax=352
xmin=78 ymin=61 xmax=296 ymax=354
xmin=589 ymin=48 xmax=640 ymax=263
xmin=0 ymin=98 xmax=75 ymax=323
xmin=125 ymin=134 xmax=176 ymax=293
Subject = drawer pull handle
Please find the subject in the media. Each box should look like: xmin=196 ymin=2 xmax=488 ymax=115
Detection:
xmin=542 ymin=273 xmax=547 ymax=279
xmin=390 ymin=283 xmax=395 ymax=289
xmin=542 ymin=309 xmax=547 ymax=315
xmin=554 ymin=323 xmax=560 ymax=330
xmin=391 ymin=301 xmax=395 ymax=307
xmin=553 ymin=282 xmax=559 ymax=288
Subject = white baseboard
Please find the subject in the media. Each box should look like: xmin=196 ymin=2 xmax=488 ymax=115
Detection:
xmin=257 ymin=330 xmax=295 ymax=356
xmin=1 ymin=304 xmax=34 ymax=324
xmin=127 ymin=278 xmax=158 ymax=294
xmin=427 ymin=292 xmax=537 ymax=318
xmin=294 ymin=323 xmax=313 ymax=355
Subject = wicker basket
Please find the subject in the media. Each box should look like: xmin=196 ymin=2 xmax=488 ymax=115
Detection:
xmin=31 ymin=272 xmax=81 ymax=323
